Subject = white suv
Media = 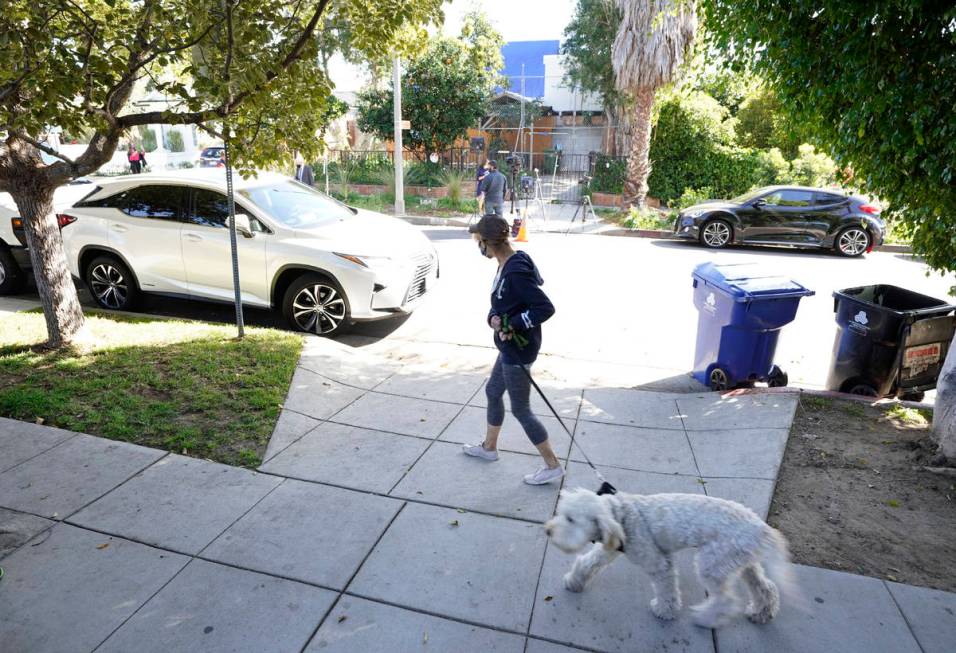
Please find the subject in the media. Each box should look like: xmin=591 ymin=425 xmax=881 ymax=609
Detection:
xmin=60 ymin=170 xmax=438 ymax=335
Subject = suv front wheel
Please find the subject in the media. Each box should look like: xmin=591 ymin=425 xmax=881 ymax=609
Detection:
xmin=86 ymin=255 xmax=139 ymax=311
xmin=282 ymin=273 xmax=350 ymax=336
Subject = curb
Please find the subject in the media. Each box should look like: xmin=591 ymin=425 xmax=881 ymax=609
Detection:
xmin=598 ymin=228 xmax=675 ymax=239
xmin=399 ymin=216 xmax=470 ymax=228
xmin=723 ymin=385 xmax=932 ymax=409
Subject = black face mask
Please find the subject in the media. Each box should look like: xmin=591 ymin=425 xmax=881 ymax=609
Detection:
xmin=478 ymin=239 xmax=491 ymax=258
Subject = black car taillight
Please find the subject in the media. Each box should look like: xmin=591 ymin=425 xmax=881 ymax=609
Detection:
xmin=56 ymin=213 xmax=77 ymax=228
xmin=11 ymin=217 xmax=27 ymax=246
xmin=858 ymin=204 xmax=881 ymax=215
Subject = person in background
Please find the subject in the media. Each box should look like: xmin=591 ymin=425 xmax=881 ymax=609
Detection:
xmin=127 ymin=144 xmax=141 ymax=174
xmin=475 ymin=160 xmax=490 ymax=214
xmin=294 ymin=151 xmax=315 ymax=186
xmin=477 ymin=160 xmax=508 ymax=217
xmin=137 ymin=147 xmax=147 ymax=173
xmin=217 ymin=150 xmax=226 ymax=168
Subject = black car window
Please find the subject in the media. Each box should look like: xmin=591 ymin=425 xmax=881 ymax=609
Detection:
xmin=813 ymin=192 xmax=846 ymax=205
xmin=187 ymin=188 xmax=269 ymax=232
xmin=74 ymin=187 xmax=126 ymax=208
xmin=201 ymin=147 xmax=224 ymax=158
xmin=762 ymin=190 xmax=814 ymax=207
xmin=120 ymin=185 xmax=183 ymax=220
xmin=189 ymin=188 xmax=230 ymax=228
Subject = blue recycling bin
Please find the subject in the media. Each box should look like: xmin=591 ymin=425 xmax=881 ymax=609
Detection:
xmin=692 ymin=262 xmax=815 ymax=390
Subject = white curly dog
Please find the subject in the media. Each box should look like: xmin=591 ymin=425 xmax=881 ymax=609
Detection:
xmin=545 ymin=488 xmax=793 ymax=628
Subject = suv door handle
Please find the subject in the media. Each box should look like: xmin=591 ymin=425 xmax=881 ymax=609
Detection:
xmin=111 ymin=224 xmax=129 ymax=233
xmin=184 ymin=233 xmax=202 ymax=242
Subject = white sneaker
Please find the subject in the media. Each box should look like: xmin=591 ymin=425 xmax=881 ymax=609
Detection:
xmin=524 ymin=465 xmax=564 ymax=485
xmin=462 ymin=443 xmax=499 ymax=461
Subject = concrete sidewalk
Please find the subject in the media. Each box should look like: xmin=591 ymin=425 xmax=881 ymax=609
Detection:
xmin=1 ymin=338 xmax=954 ymax=652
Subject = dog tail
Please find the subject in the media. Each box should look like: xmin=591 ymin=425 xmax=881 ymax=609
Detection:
xmin=758 ymin=526 xmax=805 ymax=611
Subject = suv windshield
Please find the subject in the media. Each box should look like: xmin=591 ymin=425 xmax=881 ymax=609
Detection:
xmin=201 ymin=147 xmax=223 ymax=158
xmin=239 ymin=181 xmax=353 ymax=229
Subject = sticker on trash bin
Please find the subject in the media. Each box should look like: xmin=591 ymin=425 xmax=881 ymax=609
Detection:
xmin=849 ymin=310 xmax=870 ymax=335
xmin=704 ymin=292 xmax=717 ymax=314
xmin=902 ymin=342 xmax=941 ymax=378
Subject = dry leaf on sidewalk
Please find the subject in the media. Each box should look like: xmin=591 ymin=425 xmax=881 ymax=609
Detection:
xmin=96 ymin=543 xmax=109 ymax=550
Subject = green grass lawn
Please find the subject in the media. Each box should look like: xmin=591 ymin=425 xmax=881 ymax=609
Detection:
xmin=0 ymin=312 xmax=302 ymax=467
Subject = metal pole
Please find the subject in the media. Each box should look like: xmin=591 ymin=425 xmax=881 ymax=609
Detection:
xmin=392 ymin=55 xmax=405 ymax=216
xmin=519 ymin=64 xmax=525 ymax=158
xmin=223 ymin=125 xmax=245 ymax=338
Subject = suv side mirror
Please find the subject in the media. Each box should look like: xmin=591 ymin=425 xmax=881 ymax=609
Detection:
xmin=752 ymin=198 xmax=767 ymax=210
xmin=233 ymin=213 xmax=255 ymax=238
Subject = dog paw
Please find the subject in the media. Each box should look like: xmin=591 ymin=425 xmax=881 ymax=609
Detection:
xmin=746 ymin=604 xmax=777 ymax=624
xmin=649 ymin=597 xmax=678 ymax=620
xmin=563 ymin=572 xmax=585 ymax=593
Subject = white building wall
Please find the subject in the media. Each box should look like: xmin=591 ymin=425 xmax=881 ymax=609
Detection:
xmin=542 ymin=54 xmax=603 ymax=113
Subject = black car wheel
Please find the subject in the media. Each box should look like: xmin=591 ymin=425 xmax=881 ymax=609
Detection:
xmin=86 ymin=255 xmax=139 ymax=310
xmin=0 ymin=247 xmax=26 ymax=295
xmin=283 ymin=273 xmax=350 ymax=336
xmin=700 ymin=219 xmax=732 ymax=249
xmin=835 ymin=227 xmax=871 ymax=257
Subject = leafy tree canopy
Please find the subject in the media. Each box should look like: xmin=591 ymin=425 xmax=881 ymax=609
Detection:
xmin=356 ymin=30 xmax=496 ymax=155
xmin=0 ymin=0 xmax=442 ymax=184
xmin=700 ymin=0 xmax=956 ymax=276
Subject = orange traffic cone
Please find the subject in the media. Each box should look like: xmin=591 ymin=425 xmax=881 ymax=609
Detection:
xmin=515 ymin=214 xmax=529 ymax=242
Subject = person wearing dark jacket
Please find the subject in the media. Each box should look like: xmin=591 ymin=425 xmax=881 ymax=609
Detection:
xmin=463 ymin=215 xmax=563 ymax=485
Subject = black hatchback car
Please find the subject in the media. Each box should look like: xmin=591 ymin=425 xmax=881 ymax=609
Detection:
xmin=673 ymin=185 xmax=885 ymax=257
xmin=198 ymin=146 xmax=225 ymax=168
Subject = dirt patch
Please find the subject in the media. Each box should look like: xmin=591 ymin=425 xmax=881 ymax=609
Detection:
xmin=769 ymin=396 xmax=956 ymax=592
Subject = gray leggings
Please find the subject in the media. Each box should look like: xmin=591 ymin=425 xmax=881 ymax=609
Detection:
xmin=486 ymin=355 xmax=549 ymax=445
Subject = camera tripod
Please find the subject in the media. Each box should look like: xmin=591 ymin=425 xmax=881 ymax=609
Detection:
xmin=565 ymin=178 xmax=597 ymax=235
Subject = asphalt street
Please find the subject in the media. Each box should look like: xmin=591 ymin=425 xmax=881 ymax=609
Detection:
xmin=18 ymin=227 xmax=955 ymax=394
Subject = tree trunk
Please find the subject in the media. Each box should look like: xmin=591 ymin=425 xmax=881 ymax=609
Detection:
xmin=11 ymin=182 xmax=86 ymax=348
xmin=934 ymin=341 xmax=956 ymax=462
xmin=621 ymin=86 xmax=654 ymax=208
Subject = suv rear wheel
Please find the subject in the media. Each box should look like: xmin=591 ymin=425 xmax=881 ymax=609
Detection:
xmin=0 ymin=247 xmax=25 ymax=295
xmin=86 ymin=255 xmax=139 ymax=311
xmin=282 ymin=273 xmax=349 ymax=336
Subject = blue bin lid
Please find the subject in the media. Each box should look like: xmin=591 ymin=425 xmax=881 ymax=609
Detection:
xmin=693 ymin=262 xmax=814 ymax=302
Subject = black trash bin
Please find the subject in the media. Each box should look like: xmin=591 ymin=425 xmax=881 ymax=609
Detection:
xmin=826 ymin=284 xmax=955 ymax=400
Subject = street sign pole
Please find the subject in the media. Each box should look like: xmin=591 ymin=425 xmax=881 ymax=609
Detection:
xmin=393 ymin=55 xmax=405 ymax=216
xmin=223 ymin=124 xmax=245 ymax=339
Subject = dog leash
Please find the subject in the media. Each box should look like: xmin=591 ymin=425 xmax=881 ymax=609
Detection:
xmin=516 ymin=363 xmax=618 ymax=496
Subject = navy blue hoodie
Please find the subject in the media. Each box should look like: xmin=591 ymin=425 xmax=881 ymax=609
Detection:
xmin=487 ymin=251 xmax=555 ymax=365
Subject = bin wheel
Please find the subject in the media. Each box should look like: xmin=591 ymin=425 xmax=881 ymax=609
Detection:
xmin=709 ymin=367 xmax=730 ymax=391
xmin=899 ymin=391 xmax=925 ymax=403
xmin=768 ymin=365 xmax=788 ymax=388
xmin=848 ymin=383 xmax=879 ymax=397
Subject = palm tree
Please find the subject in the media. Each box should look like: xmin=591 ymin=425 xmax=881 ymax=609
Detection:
xmin=612 ymin=0 xmax=697 ymax=208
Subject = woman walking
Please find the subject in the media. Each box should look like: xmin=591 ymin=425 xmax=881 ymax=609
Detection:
xmin=127 ymin=144 xmax=141 ymax=174
xmin=463 ymin=215 xmax=564 ymax=485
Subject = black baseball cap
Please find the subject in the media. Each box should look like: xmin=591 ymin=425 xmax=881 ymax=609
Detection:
xmin=468 ymin=215 xmax=510 ymax=242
